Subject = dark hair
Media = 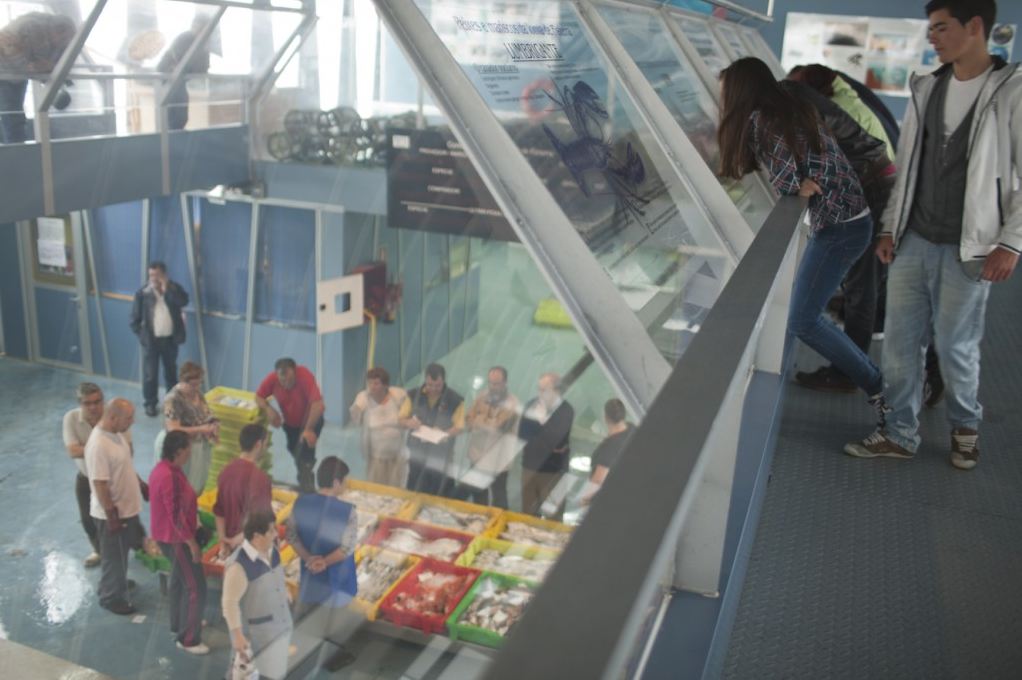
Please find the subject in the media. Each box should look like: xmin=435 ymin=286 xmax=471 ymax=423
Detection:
xmin=489 ymin=366 xmax=508 ymax=382
xmin=239 ymin=423 xmax=267 ymax=452
xmin=604 ymin=398 xmax=627 ymax=424
xmin=316 ymin=456 xmax=350 ymax=489
xmin=787 ymin=64 xmax=837 ymax=98
xmin=147 ymin=261 xmax=167 ymax=273
xmin=925 ymin=0 xmax=997 ymax=40
xmin=425 ymin=363 xmax=446 ymax=381
xmin=179 ymin=360 xmax=203 ymax=382
xmin=243 ymin=509 xmax=277 ymax=541
xmin=275 ymin=357 xmax=296 ymax=372
xmin=76 ymin=382 xmax=102 ymax=401
xmin=718 ymin=57 xmax=822 ymax=180
xmin=367 ymin=366 xmax=390 ymax=386
xmin=162 ymin=430 xmax=191 ymax=461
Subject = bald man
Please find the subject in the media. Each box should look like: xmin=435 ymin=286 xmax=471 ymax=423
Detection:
xmin=86 ymin=398 xmax=148 ymax=615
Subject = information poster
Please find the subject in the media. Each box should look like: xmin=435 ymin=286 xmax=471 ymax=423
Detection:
xmin=386 ymin=127 xmax=519 ymax=241
xmin=782 ymin=12 xmax=1016 ymax=96
xmin=37 ymin=217 xmax=68 ymax=269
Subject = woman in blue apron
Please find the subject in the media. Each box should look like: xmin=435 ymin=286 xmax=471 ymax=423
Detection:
xmin=287 ymin=456 xmax=359 ymax=671
xmin=222 ymin=509 xmax=293 ymax=679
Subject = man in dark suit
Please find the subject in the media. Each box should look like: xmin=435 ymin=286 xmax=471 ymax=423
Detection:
xmin=130 ymin=261 xmax=188 ymax=416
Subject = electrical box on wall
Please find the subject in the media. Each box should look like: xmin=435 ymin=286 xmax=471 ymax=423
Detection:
xmin=351 ymin=262 xmax=387 ymax=317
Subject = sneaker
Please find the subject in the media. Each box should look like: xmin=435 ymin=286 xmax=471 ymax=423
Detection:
xmin=867 ymin=393 xmax=893 ymax=430
xmin=794 ymin=366 xmax=856 ymax=393
xmin=102 ymin=600 xmax=137 ymax=616
xmin=176 ymin=641 xmax=210 ymax=656
xmin=844 ymin=431 xmax=913 ymax=460
xmin=950 ymin=428 xmax=979 ymax=470
xmin=924 ymin=365 xmax=945 ymax=408
xmin=84 ymin=552 xmax=101 ymax=568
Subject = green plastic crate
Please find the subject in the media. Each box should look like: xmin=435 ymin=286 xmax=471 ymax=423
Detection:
xmin=134 ymin=523 xmax=219 ymax=573
xmin=446 ymin=572 xmax=537 ymax=648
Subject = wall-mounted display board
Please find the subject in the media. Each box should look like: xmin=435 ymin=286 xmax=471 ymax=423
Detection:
xmin=387 ymin=127 xmax=519 ymax=241
xmin=782 ymin=12 xmax=1016 ymax=97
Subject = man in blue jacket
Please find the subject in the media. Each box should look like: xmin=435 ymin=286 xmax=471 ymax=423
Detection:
xmin=130 ymin=261 xmax=189 ymax=417
xmin=846 ymin=0 xmax=1021 ymax=470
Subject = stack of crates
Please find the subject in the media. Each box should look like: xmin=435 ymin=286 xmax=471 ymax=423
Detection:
xmin=204 ymin=386 xmax=273 ymax=492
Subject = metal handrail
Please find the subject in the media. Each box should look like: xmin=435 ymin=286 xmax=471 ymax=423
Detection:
xmin=483 ymin=196 xmax=805 ymax=680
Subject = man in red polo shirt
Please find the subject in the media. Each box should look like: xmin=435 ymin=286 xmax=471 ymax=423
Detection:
xmin=214 ymin=423 xmax=273 ymax=556
xmin=256 ymin=357 xmax=325 ymax=492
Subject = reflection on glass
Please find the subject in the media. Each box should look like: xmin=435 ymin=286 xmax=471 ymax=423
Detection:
xmin=714 ymin=21 xmax=753 ymax=59
xmin=415 ymin=0 xmax=733 ymax=363
xmin=675 ymin=14 xmax=731 ymax=76
xmin=596 ymin=4 xmax=774 ymax=232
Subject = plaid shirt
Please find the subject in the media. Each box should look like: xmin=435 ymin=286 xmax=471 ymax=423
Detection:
xmin=749 ymin=110 xmax=866 ymax=232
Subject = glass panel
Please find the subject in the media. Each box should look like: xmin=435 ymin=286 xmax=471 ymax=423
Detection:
xmin=596 ymin=3 xmax=773 ymax=232
xmin=714 ymin=21 xmax=754 ymax=59
xmin=673 ymin=13 xmax=731 ymax=76
xmin=413 ymin=0 xmax=733 ymax=364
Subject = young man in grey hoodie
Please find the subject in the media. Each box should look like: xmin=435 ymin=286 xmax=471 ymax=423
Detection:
xmin=845 ymin=0 xmax=1021 ymax=469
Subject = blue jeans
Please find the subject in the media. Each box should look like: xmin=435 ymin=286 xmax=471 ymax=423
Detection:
xmin=881 ymin=231 xmax=990 ymax=452
xmin=788 ymin=213 xmax=882 ymax=394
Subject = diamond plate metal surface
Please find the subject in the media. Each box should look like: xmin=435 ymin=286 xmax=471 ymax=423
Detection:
xmin=722 ymin=274 xmax=1022 ymax=680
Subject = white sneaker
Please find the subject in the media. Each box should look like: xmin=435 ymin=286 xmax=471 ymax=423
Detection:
xmin=176 ymin=641 xmax=210 ymax=655
xmin=84 ymin=552 xmax=101 ymax=568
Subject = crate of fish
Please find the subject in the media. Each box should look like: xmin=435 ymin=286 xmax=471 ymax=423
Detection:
xmin=339 ymin=479 xmax=418 ymax=519
xmin=455 ymin=537 xmax=559 ymax=583
xmin=378 ymin=558 xmax=479 ymax=635
xmin=351 ymin=547 xmax=421 ymax=621
xmin=486 ymin=511 xmax=573 ymax=550
xmin=206 ymin=386 xmax=264 ymax=423
xmin=406 ymin=495 xmax=502 ymax=535
xmin=446 ymin=572 xmax=537 ymax=647
xmin=366 ymin=518 xmax=473 ymax=563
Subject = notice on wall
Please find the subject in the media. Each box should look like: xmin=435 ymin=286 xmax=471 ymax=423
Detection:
xmin=387 ymin=127 xmax=519 ymax=242
xmin=36 ymin=217 xmax=68 ymax=269
xmin=782 ymin=12 xmax=1016 ymax=96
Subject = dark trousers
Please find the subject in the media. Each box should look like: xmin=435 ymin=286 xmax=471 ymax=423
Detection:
xmin=407 ymin=460 xmax=449 ymax=497
xmin=0 ymin=79 xmax=28 ymax=144
xmin=165 ymin=85 xmax=189 ymax=131
xmin=96 ymin=515 xmax=142 ymax=607
xmin=159 ymin=542 xmax=207 ymax=647
xmin=284 ymin=417 xmax=323 ymax=493
xmin=456 ymin=471 xmax=509 ymax=509
xmin=143 ymin=337 xmax=179 ymax=408
xmin=75 ymin=473 xmax=100 ymax=554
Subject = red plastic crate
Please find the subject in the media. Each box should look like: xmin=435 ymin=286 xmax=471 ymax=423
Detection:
xmin=377 ymin=558 xmax=479 ymax=634
xmin=366 ymin=518 xmax=473 ymax=563
xmin=201 ymin=543 xmax=229 ymax=577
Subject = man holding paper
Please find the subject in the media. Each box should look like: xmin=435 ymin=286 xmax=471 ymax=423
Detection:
xmin=400 ymin=363 xmax=464 ymax=495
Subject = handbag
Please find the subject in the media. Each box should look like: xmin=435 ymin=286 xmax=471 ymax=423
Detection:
xmin=229 ymin=645 xmax=259 ymax=680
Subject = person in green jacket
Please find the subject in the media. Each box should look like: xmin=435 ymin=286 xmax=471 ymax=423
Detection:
xmin=789 ymin=64 xmax=896 ymax=162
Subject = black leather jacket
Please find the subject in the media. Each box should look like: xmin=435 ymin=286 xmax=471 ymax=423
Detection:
xmin=130 ymin=280 xmax=189 ymax=346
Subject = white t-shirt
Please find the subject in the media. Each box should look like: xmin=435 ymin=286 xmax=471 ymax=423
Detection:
xmin=62 ymin=407 xmax=94 ymax=476
xmin=152 ymin=290 xmax=174 ymax=338
xmin=944 ymin=64 xmax=994 ymax=137
xmin=85 ymin=427 xmax=143 ymax=520
xmin=351 ymin=387 xmax=408 ymax=460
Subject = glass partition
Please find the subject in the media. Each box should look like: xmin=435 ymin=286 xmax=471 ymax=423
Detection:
xmin=595 ymin=2 xmax=774 ymax=232
xmin=672 ymin=12 xmax=732 ymax=78
xmin=712 ymin=19 xmax=754 ymax=60
xmin=411 ymin=0 xmax=732 ymax=365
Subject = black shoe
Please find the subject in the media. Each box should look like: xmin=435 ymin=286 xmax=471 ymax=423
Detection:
xmin=923 ymin=365 xmax=945 ymax=408
xmin=144 ymin=405 xmax=158 ymax=417
xmin=102 ymin=600 xmax=137 ymax=616
xmin=794 ymin=366 xmax=856 ymax=393
xmin=127 ymin=579 xmax=137 ymax=591
xmin=323 ymin=648 xmax=356 ymax=672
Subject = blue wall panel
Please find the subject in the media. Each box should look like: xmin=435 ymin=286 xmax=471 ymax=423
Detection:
xmin=399 ymin=230 xmax=424 ymax=384
xmin=52 ymin=135 xmax=162 ymax=216
xmin=249 ymin=323 xmax=317 ymax=402
xmin=149 ymin=196 xmax=190 ymax=289
xmin=88 ymin=297 xmax=106 ymax=375
xmin=465 ymin=266 xmax=480 ymax=342
xmin=100 ymin=298 xmax=140 ymax=381
xmin=179 ymin=309 xmax=202 ymax=368
xmin=321 ymin=212 xmax=347 ymax=422
xmin=168 ymin=126 xmax=250 ymax=193
xmin=90 ymin=201 xmax=144 ymax=295
xmin=449 ymin=270 xmax=468 ymax=350
xmin=35 ymin=288 xmax=82 ymax=365
xmin=255 ymin=206 xmax=316 ymax=327
xmin=200 ymin=314 xmax=246 ymax=389
xmin=256 ymin=162 xmax=387 ymax=216
xmin=0 ymin=145 xmax=44 ymax=224
xmin=196 ymin=199 xmax=251 ymax=315
xmin=0 ymin=223 xmax=28 ymax=358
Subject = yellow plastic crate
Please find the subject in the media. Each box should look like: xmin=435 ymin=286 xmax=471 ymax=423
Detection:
xmin=205 ymin=386 xmax=263 ymax=423
xmin=272 ymin=486 xmax=298 ymax=523
xmin=454 ymin=536 xmax=561 ymax=580
xmin=532 ymin=298 xmax=574 ymax=329
xmin=485 ymin=511 xmax=573 ymax=550
xmin=351 ymin=547 xmax=421 ymax=621
xmin=406 ymin=494 xmax=502 ymax=536
xmin=339 ymin=479 xmax=419 ymax=519
xmin=197 ymin=488 xmax=217 ymax=514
